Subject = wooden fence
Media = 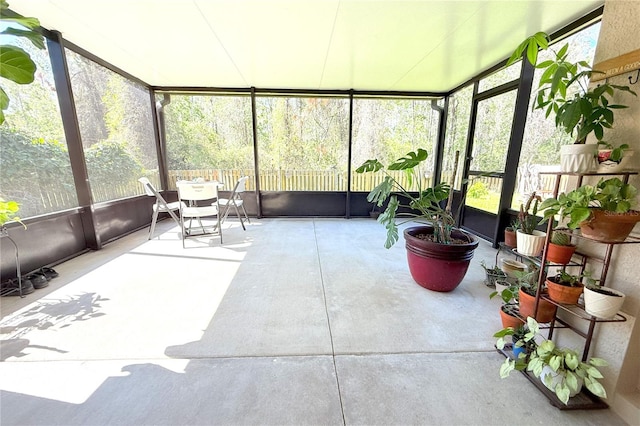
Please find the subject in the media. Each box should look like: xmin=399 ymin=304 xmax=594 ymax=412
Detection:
xmin=14 ymin=168 xmax=562 ymax=219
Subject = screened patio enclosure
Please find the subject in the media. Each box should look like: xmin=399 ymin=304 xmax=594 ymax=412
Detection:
xmin=1 ymin=1 xmax=604 ymax=278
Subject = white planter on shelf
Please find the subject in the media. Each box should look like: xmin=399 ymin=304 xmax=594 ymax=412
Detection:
xmin=516 ymin=230 xmax=546 ymax=256
xmin=560 ymin=144 xmax=597 ymax=173
xmin=596 ymin=149 xmax=634 ymax=173
xmin=584 ymin=286 xmax=625 ymax=319
xmin=540 ymin=365 xmax=583 ymax=398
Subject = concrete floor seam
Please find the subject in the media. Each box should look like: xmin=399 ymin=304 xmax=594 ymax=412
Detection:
xmin=312 ymin=219 xmax=347 ymax=426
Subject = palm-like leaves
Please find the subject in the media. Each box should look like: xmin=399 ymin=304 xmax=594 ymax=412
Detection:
xmin=356 ymin=149 xmax=459 ymax=247
xmin=509 ymin=31 xmax=636 ymax=143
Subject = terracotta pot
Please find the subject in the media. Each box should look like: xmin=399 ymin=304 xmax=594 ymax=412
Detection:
xmin=404 ymin=226 xmax=479 ymax=292
xmin=516 ymin=230 xmax=546 ymax=256
xmin=546 ymin=278 xmax=584 ymax=305
xmin=580 ymin=209 xmax=640 ymax=242
xmin=504 ymin=228 xmax=517 ymax=249
xmin=518 ymin=288 xmax=557 ymax=323
xmin=546 ymin=242 xmax=576 ymax=264
xmin=500 ymin=305 xmax=524 ymax=329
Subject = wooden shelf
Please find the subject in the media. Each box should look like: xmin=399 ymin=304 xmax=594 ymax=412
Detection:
xmin=496 ymin=344 xmax=608 ymax=410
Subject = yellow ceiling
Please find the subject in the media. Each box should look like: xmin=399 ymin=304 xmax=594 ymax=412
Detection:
xmin=11 ymin=0 xmax=604 ymax=92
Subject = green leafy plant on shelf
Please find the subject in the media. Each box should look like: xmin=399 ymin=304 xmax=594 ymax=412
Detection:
xmin=597 ymin=141 xmax=629 ymax=164
xmin=517 ymin=192 xmax=542 ymax=234
xmin=507 ymin=32 xmax=636 ymax=144
xmin=549 ymin=270 xmax=582 ymax=287
xmin=0 ymin=198 xmax=25 ymax=230
xmin=550 ymin=231 xmax=572 ymax=246
xmin=0 ymin=0 xmax=45 ymax=124
xmin=539 ymin=177 xmax=638 ymax=229
xmin=496 ymin=317 xmax=608 ymax=405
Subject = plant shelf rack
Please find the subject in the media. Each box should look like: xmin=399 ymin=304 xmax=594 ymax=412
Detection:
xmin=497 ymin=170 xmax=638 ymax=410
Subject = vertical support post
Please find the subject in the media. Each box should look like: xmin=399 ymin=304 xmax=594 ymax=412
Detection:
xmin=346 ymin=90 xmax=354 ymax=218
xmin=431 ymin=98 xmax=447 ymax=187
xmin=47 ymin=31 xmax=101 ymax=250
xmin=153 ymin=93 xmax=171 ymax=190
xmin=493 ymin=59 xmax=535 ymax=246
xmin=251 ymin=87 xmax=262 ymax=218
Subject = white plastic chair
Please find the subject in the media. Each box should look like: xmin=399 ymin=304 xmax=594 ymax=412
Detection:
xmin=177 ymin=182 xmax=222 ymax=247
xmin=138 ymin=177 xmax=184 ymax=240
xmin=219 ymin=176 xmax=251 ymax=230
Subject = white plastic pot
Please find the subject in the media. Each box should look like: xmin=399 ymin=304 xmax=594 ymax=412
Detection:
xmin=516 ymin=230 xmax=546 ymax=257
xmin=540 ymin=365 xmax=583 ymax=398
xmin=584 ymin=286 xmax=625 ymax=319
xmin=560 ymin=144 xmax=596 ymax=173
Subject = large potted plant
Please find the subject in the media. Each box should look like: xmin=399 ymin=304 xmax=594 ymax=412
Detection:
xmin=497 ymin=318 xmax=608 ymax=405
xmin=515 ymin=192 xmax=545 ymax=256
xmin=356 ymin=149 xmax=479 ymax=292
xmin=508 ymin=32 xmax=637 ymax=172
xmin=540 ymin=177 xmax=640 ymax=242
xmin=0 ymin=1 xmax=45 ymax=124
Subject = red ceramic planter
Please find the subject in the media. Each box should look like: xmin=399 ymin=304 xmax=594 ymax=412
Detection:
xmin=404 ymin=226 xmax=479 ymax=292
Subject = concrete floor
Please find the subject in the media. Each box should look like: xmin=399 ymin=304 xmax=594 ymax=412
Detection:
xmin=0 ymin=218 xmax=628 ymax=425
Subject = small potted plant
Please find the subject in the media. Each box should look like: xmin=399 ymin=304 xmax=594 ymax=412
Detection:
xmin=356 ymin=149 xmax=479 ymax=292
xmin=546 ymin=231 xmax=576 ymax=265
xmin=596 ymin=141 xmax=632 ymax=173
xmin=516 ymin=192 xmax=545 ymax=256
xmin=515 ymin=265 xmax=557 ymax=324
xmin=490 ymin=276 xmax=522 ymax=329
xmin=504 ymin=218 xmax=519 ymax=249
xmin=540 ymin=177 xmax=640 ymax=242
xmin=545 ymin=271 xmax=584 ymax=305
xmin=495 ymin=316 xmax=539 ymax=364
xmin=480 ymin=260 xmax=506 ymax=288
xmin=497 ymin=318 xmax=608 ymax=405
xmin=581 ymin=272 xmax=625 ymax=319
xmin=507 ymin=32 xmax=636 ymax=173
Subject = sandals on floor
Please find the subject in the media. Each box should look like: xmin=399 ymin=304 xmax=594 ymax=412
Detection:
xmin=39 ymin=267 xmax=59 ymax=280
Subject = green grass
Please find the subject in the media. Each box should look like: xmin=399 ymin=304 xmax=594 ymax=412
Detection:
xmin=466 ymin=192 xmax=501 ymax=214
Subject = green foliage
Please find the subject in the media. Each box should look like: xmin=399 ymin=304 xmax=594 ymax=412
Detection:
xmin=550 ymin=231 xmax=572 ymax=246
xmin=0 ymin=128 xmax=76 ymax=216
xmin=597 ymin=141 xmax=629 ymax=163
xmin=467 ymin=181 xmax=489 ymax=199
xmin=550 ymin=271 xmax=581 ymax=287
xmin=540 ymin=178 xmax=638 ymax=229
xmin=0 ymin=1 xmax=44 ymax=124
xmin=356 ymin=148 xmax=460 ymax=247
xmin=0 ymin=197 xmax=24 ymax=227
xmin=508 ymin=31 xmax=636 ymax=144
xmin=497 ymin=317 xmax=608 ymax=405
xmin=85 ymin=140 xmax=143 ymax=188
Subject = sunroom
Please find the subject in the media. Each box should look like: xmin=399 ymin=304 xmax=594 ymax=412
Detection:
xmin=1 ymin=0 xmax=639 ymax=424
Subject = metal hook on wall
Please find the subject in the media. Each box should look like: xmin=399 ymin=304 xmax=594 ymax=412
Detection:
xmin=630 ymin=69 xmax=639 ymax=85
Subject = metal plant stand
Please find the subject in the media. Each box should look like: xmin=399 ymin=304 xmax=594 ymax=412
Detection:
xmin=1 ymin=226 xmax=23 ymax=297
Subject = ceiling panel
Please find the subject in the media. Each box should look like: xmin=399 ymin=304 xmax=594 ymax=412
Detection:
xmin=9 ymin=0 xmax=604 ymax=92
